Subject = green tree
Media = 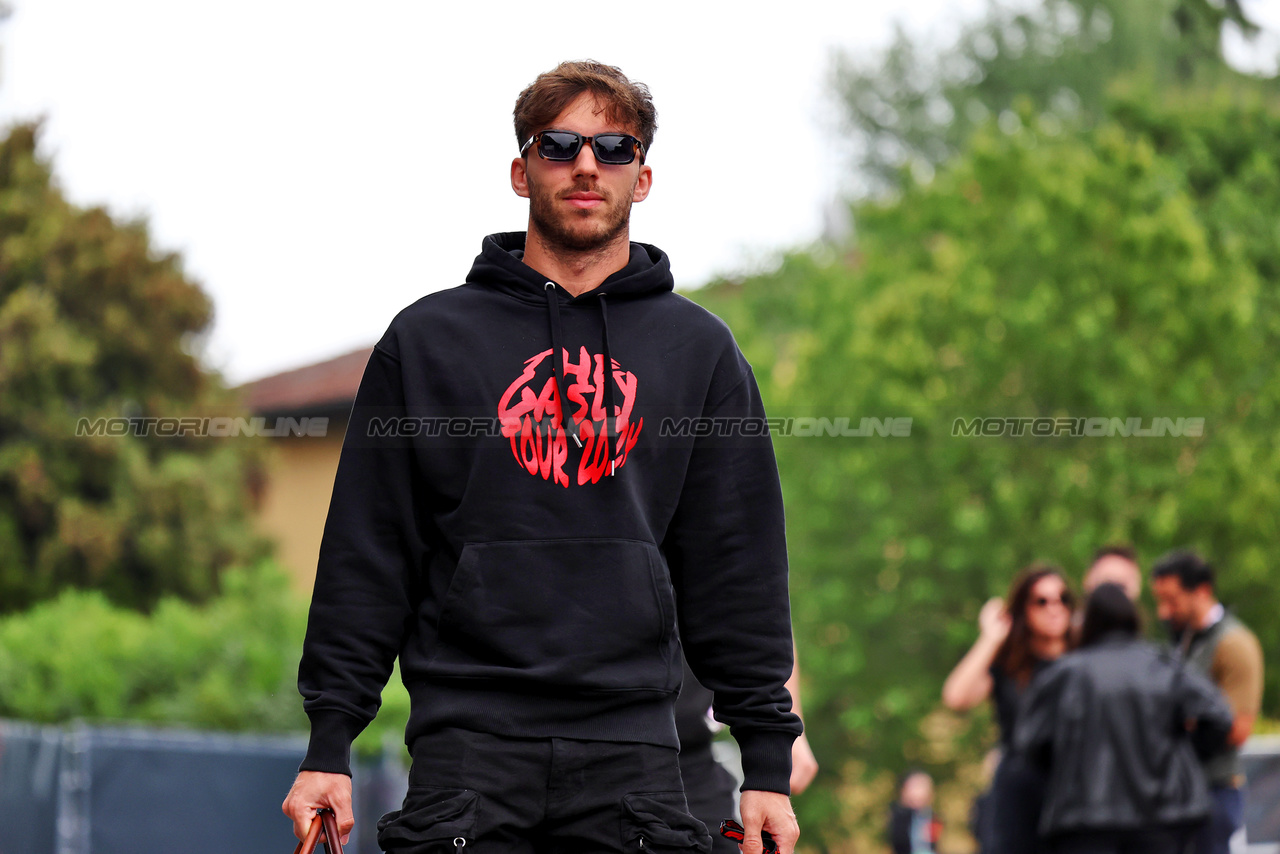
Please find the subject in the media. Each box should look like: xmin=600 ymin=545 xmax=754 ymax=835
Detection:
xmin=833 ymin=0 xmax=1265 ymax=190
xmin=0 ymin=122 xmax=269 ymax=612
xmin=695 ymin=99 xmax=1280 ymax=848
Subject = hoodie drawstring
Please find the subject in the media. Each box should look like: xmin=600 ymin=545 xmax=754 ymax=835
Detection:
xmin=543 ymin=282 xmax=617 ymax=475
xmin=599 ymin=294 xmax=618 ymax=475
xmin=543 ymin=282 xmax=581 ymax=448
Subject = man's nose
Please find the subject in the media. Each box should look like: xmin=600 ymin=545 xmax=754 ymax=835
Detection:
xmin=571 ymin=141 xmax=600 ymax=177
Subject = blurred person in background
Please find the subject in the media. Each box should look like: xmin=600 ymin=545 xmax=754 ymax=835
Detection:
xmin=968 ymin=748 xmax=1001 ymax=854
xmin=1084 ymin=545 xmax=1142 ymax=601
xmin=888 ymin=770 xmax=942 ymax=854
xmin=1015 ymin=583 xmax=1233 ymax=854
xmin=676 ymin=657 xmax=739 ymax=854
xmin=783 ymin=662 xmax=820 ymax=796
xmin=1151 ymin=551 xmax=1264 ymax=854
xmin=677 ymin=646 xmax=818 ymax=854
xmin=1075 ymin=545 xmax=1144 ymax=641
xmin=942 ymin=566 xmax=1076 ymax=854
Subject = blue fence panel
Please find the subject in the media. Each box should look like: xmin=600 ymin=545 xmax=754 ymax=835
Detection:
xmin=0 ymin=721 xmax=62 ymax=854
xmin=1241 ymin=737 xmax=1280 ymax=848
xmin=0 ymin=720 xmax=406 ymax=854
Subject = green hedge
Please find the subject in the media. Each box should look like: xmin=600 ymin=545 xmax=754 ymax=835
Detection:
xmin=0 ymin=560 xmax=410 ymax=758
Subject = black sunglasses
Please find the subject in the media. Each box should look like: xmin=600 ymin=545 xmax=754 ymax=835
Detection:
xmin=1032 ymin=592 xmax=1074 ymax=608
xmin=520 ymin=130 xmax=646 ymax=165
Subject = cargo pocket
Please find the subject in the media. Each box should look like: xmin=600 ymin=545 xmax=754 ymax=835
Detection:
xmin=377 ymin=787 xmax=478 ymax=852
xmin=621 ymin=792 xmax=712 ymax=853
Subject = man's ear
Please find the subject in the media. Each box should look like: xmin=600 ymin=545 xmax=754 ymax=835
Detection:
xmin=511 ymin=157 xmax=531 ymax=198
xmin=632 ymin=163 xmax=653 ymax=203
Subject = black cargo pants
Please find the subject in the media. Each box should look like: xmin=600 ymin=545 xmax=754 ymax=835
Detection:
xmin=377 ymin=728 xmax=713 ymax=853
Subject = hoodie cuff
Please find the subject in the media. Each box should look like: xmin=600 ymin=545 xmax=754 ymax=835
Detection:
xmin=736 ymin=729 xmax=798 ymax=795
xmin=299 ymin=709 xmax=364 ymax=776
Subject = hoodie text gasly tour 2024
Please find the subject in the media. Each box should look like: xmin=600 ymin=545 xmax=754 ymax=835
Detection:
xmin=297 ymin=232 xmax=802 ymax=794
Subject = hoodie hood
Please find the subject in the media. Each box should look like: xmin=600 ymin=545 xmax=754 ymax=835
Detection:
xmin=465 ymin=232 xmax=674 ymax=453
xmin=465 ymin=231 xmax=674 ymax=302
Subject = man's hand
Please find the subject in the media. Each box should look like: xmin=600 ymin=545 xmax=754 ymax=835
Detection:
xmin=282 ymin=770 xmax=354 ymax=845
xmin=790 ymin=733 xmax=819 ymax=795
xmin=739 ymin=790 xmax=799 ymax=854
xmin=1228 ymin=712 xmax=1256 ymax=747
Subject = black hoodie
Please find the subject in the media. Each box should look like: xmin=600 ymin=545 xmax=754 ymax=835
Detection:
xmin=298 ymin=232 xmax=801 ymax=793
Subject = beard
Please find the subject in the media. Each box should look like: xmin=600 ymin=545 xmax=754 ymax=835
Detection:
xmin=527 ymin=177 xmax=634 ymax=254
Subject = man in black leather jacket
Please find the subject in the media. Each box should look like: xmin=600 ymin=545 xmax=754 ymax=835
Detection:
xmin=1014 ymin=584 xmax=1233 ymax=854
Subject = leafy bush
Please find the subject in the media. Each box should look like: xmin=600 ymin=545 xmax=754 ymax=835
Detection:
xmin=0 ymin=560 xmax=410 ymax=757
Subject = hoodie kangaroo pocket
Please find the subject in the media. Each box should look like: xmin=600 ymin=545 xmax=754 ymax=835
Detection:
xmin=428 ymin=538 xmax=679 ymax=691
xmin=620 ymin=792 xmax=713 ymax=852
xmin=377 ymin=787 xmax=478 ymax=851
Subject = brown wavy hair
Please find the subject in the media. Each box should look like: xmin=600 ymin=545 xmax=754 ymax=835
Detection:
xmin=993 ymin=564 xmax=1076 ymax=686
xmin=513 ymin=60 xmax=658 ymax=154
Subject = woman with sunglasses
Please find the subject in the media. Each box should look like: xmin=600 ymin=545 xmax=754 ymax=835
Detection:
xmin=943 ymin=566 xmax=1076 ymax=854
xmin=1015 ymin=584 xmax=1232 ymax=854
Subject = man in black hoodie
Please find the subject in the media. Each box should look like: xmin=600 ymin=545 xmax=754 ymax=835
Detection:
xmin=282 ymin=60 xmax=802 ymax=854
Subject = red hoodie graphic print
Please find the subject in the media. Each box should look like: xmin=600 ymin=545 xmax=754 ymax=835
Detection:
xmin=497 ymin=346 xmax=643 ymax=487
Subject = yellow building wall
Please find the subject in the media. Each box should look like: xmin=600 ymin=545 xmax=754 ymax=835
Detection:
xmin=255 ymin=435 xmax=344 ymax=593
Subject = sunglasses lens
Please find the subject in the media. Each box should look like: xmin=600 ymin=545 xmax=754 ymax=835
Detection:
xmin=538 ymin=131 xmax=582 ymax=160
xmin=592 ymin=134 xmax=637 ymax=164
xmin=532 ymin=131 xmax=639 ymax=164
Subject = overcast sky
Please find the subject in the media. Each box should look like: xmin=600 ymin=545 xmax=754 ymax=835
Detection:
xmin=3 ymin=1 xmax=1277 ymax=384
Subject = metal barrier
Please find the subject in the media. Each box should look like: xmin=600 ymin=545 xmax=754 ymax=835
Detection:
xmin=4 ymin=719 xmax=1277 ymax=854
xmin=1240 ymin=735 xmax=1280 ymax=853
xmin=0 ymin=720 xmax=406 ymax=854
